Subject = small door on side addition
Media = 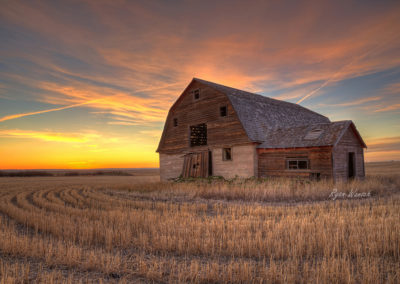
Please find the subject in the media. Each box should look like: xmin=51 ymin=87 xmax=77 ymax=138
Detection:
xmin=348 ymin=152 xmax=355 ymax=179
xmin=182 ymin=151 xmax=210 ymax=178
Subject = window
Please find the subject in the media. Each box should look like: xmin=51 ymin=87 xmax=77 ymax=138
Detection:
xmin=286 ymin=158 xmax=309 ymax=170
xmin=220 ymin=106 xmax=227 ymax=117
xmin=223 ymin=148 xmax=232 ymax=161
xmin=173 ymin=118 xmax=178 ymax=127
xmin=193 ymin=89 xmax=200 ymax=100
xmin=190 ymin=123 xmax=207 ymax=146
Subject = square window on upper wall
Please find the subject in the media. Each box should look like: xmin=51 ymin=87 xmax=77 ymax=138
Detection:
xmin=220 ymin=106 xmax=227 ymax=117
xmin=173 ymin=118 xmax=178 ymax=127
xmin=193 ymin=89 xmax=200 ymax=100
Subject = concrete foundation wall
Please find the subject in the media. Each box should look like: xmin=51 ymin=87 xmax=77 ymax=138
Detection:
xmin=212 ymin=144 xmax=256 ymax=178
xmin=159 ymin=153 xmax=184 ymax=181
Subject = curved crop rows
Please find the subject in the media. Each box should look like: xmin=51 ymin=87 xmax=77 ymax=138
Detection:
xmin=0 ymin=176 xmax=399 ymax=283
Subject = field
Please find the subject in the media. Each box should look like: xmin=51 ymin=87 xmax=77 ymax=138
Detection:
xmin=0 ymin=162 xmax=399 ymax=283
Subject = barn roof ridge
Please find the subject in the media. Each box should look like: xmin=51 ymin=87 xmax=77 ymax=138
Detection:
xmin=193 ymin=77 xmax=330 ymax=142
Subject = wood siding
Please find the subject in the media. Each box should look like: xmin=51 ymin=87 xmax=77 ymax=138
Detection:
xmin=257 ymin=147 xmax=333 ymax=178
xmin=332 ymin=127 xmax=365 ymax=182
xmin=157 ymin=81 xmax=250 ymax=154
xmin=182 ymin=151 xmax=210 ymax=178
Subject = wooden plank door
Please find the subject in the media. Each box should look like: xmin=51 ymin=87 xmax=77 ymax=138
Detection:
xmin=182 ymin=151 xmax=210 ymax=178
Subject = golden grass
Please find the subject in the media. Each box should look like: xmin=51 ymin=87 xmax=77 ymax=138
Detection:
xmin=0 ymin=162 xmax=399 ymax=283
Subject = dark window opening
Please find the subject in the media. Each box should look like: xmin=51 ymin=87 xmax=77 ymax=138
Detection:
xmin=190 ymin=123 xmax=207 ymax=147
xmin=286 ymin=158 xmax=309 ymax=170
xmin=220 ymin=106 xmax=227 ymax=117
xmin=193 ymin=89 xmax=200 ymax=100
xmin=173 ymin=118 xmax=178 ymax=127
xmin=208 ymin=151 xmax=213 ymax=176
xmin=223 ymin=148 xmax=232 ymax=161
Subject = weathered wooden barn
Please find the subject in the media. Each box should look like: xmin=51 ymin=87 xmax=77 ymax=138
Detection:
xmin=157 ymin=78 xmax=366 ymax=182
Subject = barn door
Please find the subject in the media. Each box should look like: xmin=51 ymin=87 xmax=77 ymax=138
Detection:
xmin=182 ymin=151 xmax=210 ymax=178
xmin=348 ymin=152 xmax=355 ymax=179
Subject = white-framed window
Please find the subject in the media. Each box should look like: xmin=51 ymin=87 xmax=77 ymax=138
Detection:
xmin=286 ymin=158 xmax=309 ymax=170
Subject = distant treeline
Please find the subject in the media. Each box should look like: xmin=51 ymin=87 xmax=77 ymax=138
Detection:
xmin=0 ymin=170 xmax=133 ymax=177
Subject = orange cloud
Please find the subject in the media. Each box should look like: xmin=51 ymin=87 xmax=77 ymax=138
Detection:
xmin=0 ymin=129 xmax=99 ymax=143
xmin=1 ymin=1 xmax=399 ymax=169
xmin=364 ymin=136 xmax=400 ymax=162
xmin=373 ymin=104 xmax=400 ymax=113
xmin=366 ymin=136 xmax=400 ymax=152
xmin=36 ymin=82 xmax=172 ymax=125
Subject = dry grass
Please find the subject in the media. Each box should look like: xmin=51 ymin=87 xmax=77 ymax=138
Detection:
xmin=0 ymin=162 xmax=399 ymax=283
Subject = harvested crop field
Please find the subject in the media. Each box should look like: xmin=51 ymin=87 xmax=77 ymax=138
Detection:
xmin=0 ymin=163 xmax=399 ymax=283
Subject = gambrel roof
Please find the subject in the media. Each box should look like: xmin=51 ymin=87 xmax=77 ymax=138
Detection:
xmin=194 ymin=78 xmax=330 ymax=142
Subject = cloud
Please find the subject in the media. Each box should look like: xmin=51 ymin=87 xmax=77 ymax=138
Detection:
xmin=0 ymin=99 xmax=103 ymax=123
xmin=354 ymin=82 xmax=400 ymax=113
xmin=364 ymin=136 xmax=400 ymax=162
xmin=0 ymin=1 xmax=400 ymax=167
xmin=366 ymin=136 xmax=400 ymax=152
xmin=0 ymin=129 xmax=99 ymax=143
xmin=334 ymin=97 xmax=382 ymax=107
xmin=139 ymin=130 xmax=162 ymax=138
xmin=2 ymin=0 xmax=400 ymax=103
xmin=313 ymin=96 xmax=383 ymax=109
xmin=107 ymin=121 xmax=138 ymax=126
xmin=373 ymin=104 xmax=400 ymax=113
xmin=296 ymin=33 xmax=400 ymax=104
xmin=1 ymin=80 xmax=175 ymax=125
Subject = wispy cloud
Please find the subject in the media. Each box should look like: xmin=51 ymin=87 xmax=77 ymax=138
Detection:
xmin=364 ymin=136 xmax=400 ymax=161
xmin=334 ymin=97 xmax=382 ymax=107
xmin=0 ymin=99 xmax=103 ymax=123
xmin=366 ymin=136 xmax=400 ymax=152
xmin=296 ymin=33 xmax=400 ymax=104
xmin=355 ymin=82 xmax=400 ymax=113
xmin=0 ymin=1 xmax=399 ymax=167
xmin=0 ymin=129 xmax=99 ymax=143
xmin=139 ymin=129 xmax=162 ymax=139
xmin=373 ymin=104 xmax=400 ymax=113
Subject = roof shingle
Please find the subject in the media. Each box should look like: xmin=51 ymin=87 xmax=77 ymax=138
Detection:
xmin=257 ymin=121 xmax=355 ymax=148
xmin=194 ymin=78 xmax=331 ymax=142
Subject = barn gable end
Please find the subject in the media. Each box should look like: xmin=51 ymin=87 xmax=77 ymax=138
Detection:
xmin=157 ymin=79 xmax=250 ymax=154
xmin=332 ymin=123 xmax=366 ymax=181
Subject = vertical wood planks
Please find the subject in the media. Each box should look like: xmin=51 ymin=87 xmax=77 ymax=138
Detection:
xmin=181 ymin=151 xmax=209 ymax=178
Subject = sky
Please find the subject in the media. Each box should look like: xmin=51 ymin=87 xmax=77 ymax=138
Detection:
xmin=0 ymin=0 xmax=399 ymax=169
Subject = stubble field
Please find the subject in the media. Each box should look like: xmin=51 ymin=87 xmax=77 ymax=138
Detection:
xmin=0 ymin=162 xmax=399 ymax=283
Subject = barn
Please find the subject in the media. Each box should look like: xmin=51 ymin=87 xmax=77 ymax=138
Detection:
xmin=157 ymin=78 xmax=366 ymax=182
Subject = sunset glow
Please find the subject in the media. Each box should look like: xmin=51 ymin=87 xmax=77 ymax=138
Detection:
xmin=1 ymin=1 xmax=400 ymax=169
